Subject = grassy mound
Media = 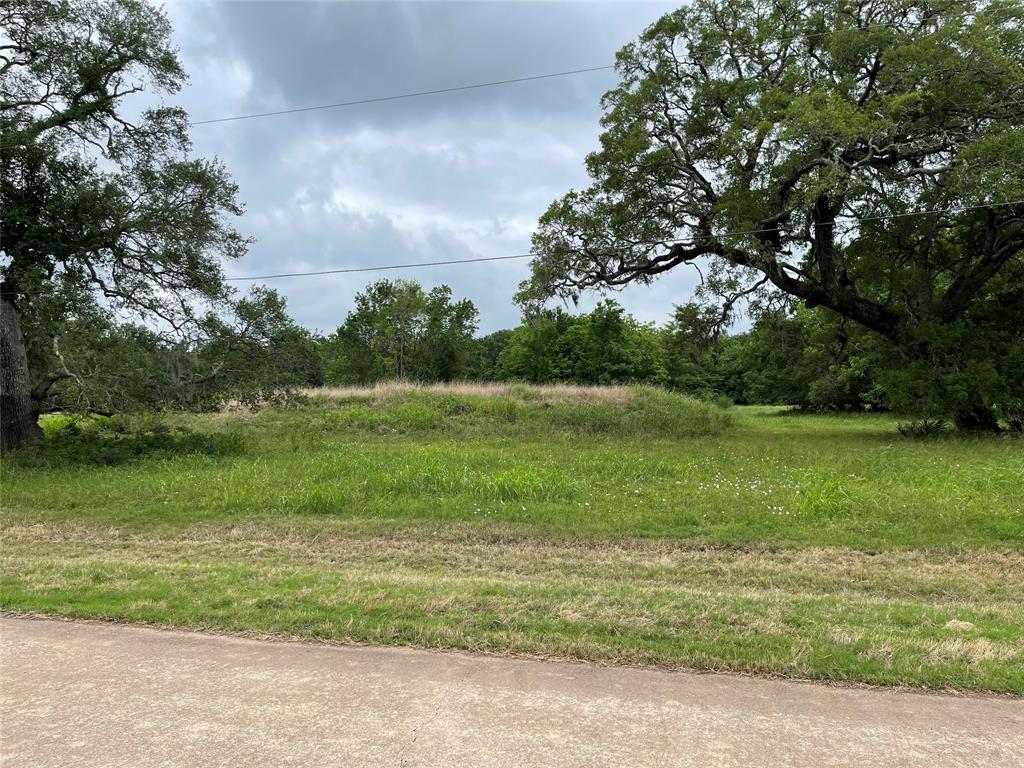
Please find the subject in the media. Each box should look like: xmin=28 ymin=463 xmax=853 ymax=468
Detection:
xmin=298 ymin=383 xmax=730 ymax=439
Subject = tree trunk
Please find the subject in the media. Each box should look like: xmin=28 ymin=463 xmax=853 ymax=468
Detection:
xmin=953 ymin=400 xmax=1002 ymax=433
xmin=0 ymin=295 xmax=41 ymax=454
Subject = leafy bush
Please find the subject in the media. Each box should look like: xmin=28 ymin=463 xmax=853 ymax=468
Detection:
xmin=9 ymin=414 xmax=244 ymax=467
xmin=712 ymin=394 xmax=735 ymax=410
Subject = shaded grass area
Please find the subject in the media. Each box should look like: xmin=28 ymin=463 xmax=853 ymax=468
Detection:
xmin=2 ymin=389 xmax=1022 ymax=692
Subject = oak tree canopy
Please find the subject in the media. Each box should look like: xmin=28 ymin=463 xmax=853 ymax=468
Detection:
xmin=1 ymin=0 xmax=248 ymax=451
xmin=524 ymin=0 xmax=1024 ymax=429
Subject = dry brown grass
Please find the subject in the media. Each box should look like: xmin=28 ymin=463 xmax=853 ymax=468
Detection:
xmin=301 ymin=381 xmax=636 ymax=405
xmin=6 ymin=520 xmax=1024 ymax=617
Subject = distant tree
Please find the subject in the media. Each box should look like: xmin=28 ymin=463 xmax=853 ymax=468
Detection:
xmin=497 ymin=300 xmax=664 ymax=385
xmin=190 ymin=287 xmax=325 ymax=408
xmin=325 ymin=280 xmax=425 ymax=383
xmin=523 ymin=0 xmax=1024 ymax=430
xmin=1 ymin=0 xmax=247 ymax=451
xmin=559 ymin=300 xmax=665 ymax=384
xmin=660 ymin=303 xmax=723 ymax=394
xmin=496 ymin=308 xmax=573 ymax=383
xmin=713 ymin=334 xmax=753 ymax=403
xmin=323 ymin=279 xmax=478 ymax=384
xmin=710 ymin=307 xmax=883 ymax=409
xmin=413 ymin=286 xmax=479 ymax=381
xmin=797 ymin=310 xmax=883 ymax=411
xmin=466 ymin=329 xmax=514 ymax=380
xmin=734 ymin=312 xmax=812 ymax=406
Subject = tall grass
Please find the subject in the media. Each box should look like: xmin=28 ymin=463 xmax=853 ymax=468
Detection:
xmin=302 ymin=381 xmax=637 ymax=404
xmin=295 ymin=384 xmax=730 ymax=439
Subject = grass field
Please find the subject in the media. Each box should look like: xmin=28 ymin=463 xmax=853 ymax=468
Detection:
xmin=2 ymin=384 xmax=1022 ymax=693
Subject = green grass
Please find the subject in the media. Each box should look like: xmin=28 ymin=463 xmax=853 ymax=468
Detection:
xmin=2 ymin=386 xmax=1022 ymax=692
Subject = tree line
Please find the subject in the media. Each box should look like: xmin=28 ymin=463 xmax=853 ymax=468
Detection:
xmin=310 ymin=278 xmax=1020 ymax=429
xmin=35 ymin=276 xmax=1021 ymax=432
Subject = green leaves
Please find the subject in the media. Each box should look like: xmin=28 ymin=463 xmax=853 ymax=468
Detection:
xmin=525 ymin=0 xmax=1024 ymax=428
xmin=496 ymin=300 xmax=666 ymax=386
xmin=1 ymin=0 xmax=253 ymax=434
xmin=323 ymin=280 xmax=480 ymax=384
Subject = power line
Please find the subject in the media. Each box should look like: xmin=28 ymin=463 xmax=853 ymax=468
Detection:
xmin=0 ymin=65 xmax=615 ymax=149
xmin=188 ymin=10 xmax=1010 ymax=126
xmin=840 ymin=199 xmax=1024 ymax=225
xmin=188 ymin=66 xmax=615 ymax=126
xmin=8 ymin=197 xmax=1016 ymax=295
xmin=2 ymin=10 xmax=1016 ymax=147
xmin=224 ymin=198 xmax=1024 ymax=282
xmin=227 ymin=253 xmax=534 ymax=281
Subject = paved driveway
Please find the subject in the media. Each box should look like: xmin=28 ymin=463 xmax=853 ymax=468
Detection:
xmin=1 ymin=615 xmax=1021 ymax=767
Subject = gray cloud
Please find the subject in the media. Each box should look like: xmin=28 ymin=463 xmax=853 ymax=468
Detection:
xmin=164 ymin=0 xmax=700 ymax=334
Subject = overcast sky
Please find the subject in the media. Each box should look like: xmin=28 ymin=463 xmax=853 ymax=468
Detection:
xmin=164 ymin=0 xmax=703 ymax=334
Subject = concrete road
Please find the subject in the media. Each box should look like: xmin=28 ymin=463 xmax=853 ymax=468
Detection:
xmin=1 ymin=616 xmax=1021 ymax=767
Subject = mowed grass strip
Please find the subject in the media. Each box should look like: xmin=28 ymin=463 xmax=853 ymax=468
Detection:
xmin=2 ymin=529 xmax=1021 ymax=692
xmin=2 ymin=387 xmax=1022 ymax=691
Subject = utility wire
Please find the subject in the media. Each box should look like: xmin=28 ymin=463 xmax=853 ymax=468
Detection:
xmin=189 ymin=11 xmax=1007 ymax=126
xmin=0 ymin=65 xmax=613 ymax=149
xmin=188 ymin=66 xmax=615 ymax=126
xmin=228 ymin=253 xmax=535 ymax=281
xmin=2 ymin=10 xmax=1017 ymax=148
xmin=4 ymin=198 xmax=1022 ymax=295
xmin=0 ymin=65 xmax=618 ymax=151
xmin=224 ymin=198 xmax=1024 ymax=282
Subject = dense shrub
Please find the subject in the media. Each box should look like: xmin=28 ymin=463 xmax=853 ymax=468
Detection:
xmin=9 ymin=414 xmax=244 ymax=467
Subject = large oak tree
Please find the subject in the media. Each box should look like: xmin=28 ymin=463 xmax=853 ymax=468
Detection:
xmin=524 ymin=0 xmax=1024 ymax=429
xmin=1 ymin=0 xmax=247 ymax=452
